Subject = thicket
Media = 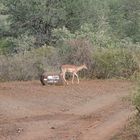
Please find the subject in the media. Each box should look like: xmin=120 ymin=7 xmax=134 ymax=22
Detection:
xmin=0 ymin=35 xmax=139 ymax=81
xmin=0 ymin=0 xmax=140 ymax=81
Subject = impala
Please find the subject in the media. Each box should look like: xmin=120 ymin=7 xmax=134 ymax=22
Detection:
xmin=61 ymin=64 xmax=88 ymax=85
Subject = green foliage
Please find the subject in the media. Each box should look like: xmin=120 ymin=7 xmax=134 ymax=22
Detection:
xmin=0 ymin=0 xmax=140 ymax=81
xmin=0 ymin=38 xmax=12 ymax=54
xmin=58 ymin=39 xmax=93 ymax=65
xmin=1 ymin=0 xmax=140 ymax=48
xmin=93 ymin=48 xmax=138 ymax=78
xmin=0 ymin=46 xmax=59 ymax=81
xmin=108 ymin=0 xmax=140 ymax=42
xmin=0 ymin=42 xmax=139 ymax=81
xmin=1 ymin=0 xmax=67 ymax=45
xmin=133 ymin=72 xmax=140 ymax=110
xmin=134 ymin=88 xmax=140 ymax=109
xmin=52 ymin=24 xmax=140 ymax=79
xmin=52 ymin=27 xmax=75 ymax=44
xmin=11 ymin=32 xmax=36 ymax=53
xmin=53 ymin=23 xmax=115 ymax=48
xmin=0 ymin=15 xmax=10 ymax=32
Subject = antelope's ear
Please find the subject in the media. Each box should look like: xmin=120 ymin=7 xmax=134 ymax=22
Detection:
xmin=84 ymin=64 xmax=88 ymax=69
xmin=84 ymin=63 xmax=87 ymax=67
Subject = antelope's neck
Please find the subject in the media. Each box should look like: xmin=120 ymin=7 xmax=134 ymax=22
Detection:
xmin=77 ymin=65 xmax=84 ymax=71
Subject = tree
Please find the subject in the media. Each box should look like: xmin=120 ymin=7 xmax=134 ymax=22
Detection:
xmin=1 ymin=0 xmax=140 ymax=49
xmin=2 ymin=0 xmax=66 ymax=46
xmin=108 ymin=0 xmax=140 ymax=42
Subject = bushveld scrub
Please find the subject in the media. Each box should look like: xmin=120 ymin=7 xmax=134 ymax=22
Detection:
xmin=52 ymin=25 xmax=139 ymax=79
xmin=0 ymin=43 xmax=139 ymax=81
xmin=0 ymin=46 xmax=60 ymax=81
xmin=0 ymin=24 xmax=140 ymax=81
xmin=93 ymin=48 xmax=138 ymax=79
xmin=112 ymin=53 xmax=140 ymax=140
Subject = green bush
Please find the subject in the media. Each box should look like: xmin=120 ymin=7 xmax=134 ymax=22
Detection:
xmin=0 ymin=45 xmax=139 ymax=81
xmin=133 ymin=76 xmax=140 ymax=113
xmin=134 ymin=89 xmax=140 ymax=110
xmin=0 ymin=46 xmax=60 ymax=81
xmin=57 ymin=39 xmax=139 ymax=79
xmin=0 ymin=24 xmax=140 ymax=81
xmin=58 ymin=39 xmax=93 ymax=64
xmin=0 ymin=38 xmax=13 ymax=54
xmin=92 ymin=48 xmax=138 ymax=79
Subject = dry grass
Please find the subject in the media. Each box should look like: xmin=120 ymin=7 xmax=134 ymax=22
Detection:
xmin=112 ymin=116 xmax=140 ymax=140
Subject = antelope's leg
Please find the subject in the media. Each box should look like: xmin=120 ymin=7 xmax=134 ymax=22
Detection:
xmin=72 ymin=73 xmax=75 ymax=84
xmin=75 ymin=73 xmax=79 ymax=84
xmin=63 ymin=72 xmax=68 ymax=85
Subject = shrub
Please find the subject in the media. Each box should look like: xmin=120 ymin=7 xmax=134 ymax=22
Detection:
xmin=133 ymin=74 xmax=140 ymax=115
xmin=0 ymin=38 xmax=13 ymax=54
xmin=59 ymin=39 xmax=92 ymax=64
xmin=57 ymin=38 xmax=94 ymax=78
xmin=134 ymin=89 xmax=140 ymax=111
xmin=0 ymin=46 xmax=60 ymax=81
xmin=1 ymin=24 xmax=140 ymax=81
xmin=92 ymin=48 xmax=138 ymax=79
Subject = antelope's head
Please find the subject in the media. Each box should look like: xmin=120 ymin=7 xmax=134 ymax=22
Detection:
xmin=83 ymin=64 xmax=88 ymax=70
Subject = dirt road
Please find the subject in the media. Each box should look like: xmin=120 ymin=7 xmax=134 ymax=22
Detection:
xmin=0 ymin=80 xmax=134 ymax=140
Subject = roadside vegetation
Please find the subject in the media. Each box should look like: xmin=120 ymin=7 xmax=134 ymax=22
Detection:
xmin=112 ymin=79 xmax=140 ymax=140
